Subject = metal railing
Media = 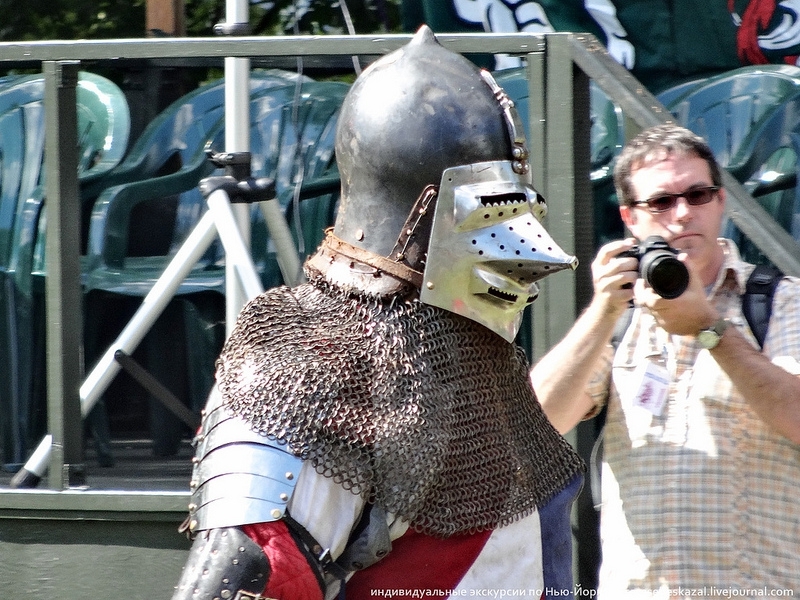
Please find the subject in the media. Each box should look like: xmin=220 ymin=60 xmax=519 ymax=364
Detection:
xmin=0 ymin=31 xmax=798 ymax=490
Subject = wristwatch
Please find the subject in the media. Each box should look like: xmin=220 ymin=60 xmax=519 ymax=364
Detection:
xmin=697 ymin=318 xmax=729 ymax=350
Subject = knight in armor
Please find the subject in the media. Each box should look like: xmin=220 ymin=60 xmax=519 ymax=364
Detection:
xmin=172 ymin=25 xmax=584 ymax=600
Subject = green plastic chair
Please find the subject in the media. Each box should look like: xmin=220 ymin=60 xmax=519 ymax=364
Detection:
xmin=82 ymin=76 xmax=347 ymax=291
xmin=75 ymin=70 xmax=316 ymax=455
xmin=0 ymin=71 xmax=131 ymax=465
xmin=666 ymin=64 xmax=800 ymax=263
xmin=248 ymin=80 xmax=348 ymax=288
xmin=0 ymin=74 xmax=47 ymax=272
xmin=80 ymin=75 xmax=347 ymax=455
xmin=82 ymin=70 xmax=312 ymax=286
xmin=724 ymin=91 xmax=800 ymax=263
xmin=655 ymin=76 xmax=708 ymax=109
xmin=667 ymin=65 xmax=800 ymax=177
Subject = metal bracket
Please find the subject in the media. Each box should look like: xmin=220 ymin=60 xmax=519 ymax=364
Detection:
xmin=214 ymin=22 xmax=252 ymax=36
xmin=200 ymin=149 xmax=276 ymax=204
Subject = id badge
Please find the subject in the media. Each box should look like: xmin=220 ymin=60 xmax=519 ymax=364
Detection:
xmin=631 ymin=361 xmax=670 ymax=416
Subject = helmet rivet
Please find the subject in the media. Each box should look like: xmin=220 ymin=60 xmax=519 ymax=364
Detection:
xmin=513 ymin=161 xmax=529 ymax=175
xmin=426 ymin=281 xmax=435 ymax=290
xmin=355 ymin=229 xmax=364 ymax=241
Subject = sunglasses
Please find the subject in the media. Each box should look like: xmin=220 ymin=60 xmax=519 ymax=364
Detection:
xmin=631 ymin=186 xmax=720 ymax=214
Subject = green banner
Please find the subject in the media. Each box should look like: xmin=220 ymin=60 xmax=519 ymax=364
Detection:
xmin=402 ymin=0 xmax=800 ymax=93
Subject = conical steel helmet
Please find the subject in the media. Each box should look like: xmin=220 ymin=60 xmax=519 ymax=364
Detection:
xmin=324 ymin=25 xmax=577 ymax=341
xmin=333 ymin=25 xmax=524 ymax=256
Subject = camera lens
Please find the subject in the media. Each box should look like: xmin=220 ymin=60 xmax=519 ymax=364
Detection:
xmin=640 ymin=251 xmax=689 ymax=299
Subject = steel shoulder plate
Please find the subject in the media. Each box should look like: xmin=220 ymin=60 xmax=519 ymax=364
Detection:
xmin=188 ymin=396 xmax=303 ymax=533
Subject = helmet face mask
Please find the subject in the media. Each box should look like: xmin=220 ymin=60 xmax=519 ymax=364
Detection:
xmin=420 ymin=161 xmax=578 ymax=342
xmin=316 ymin=24 xmax=578 ymax=340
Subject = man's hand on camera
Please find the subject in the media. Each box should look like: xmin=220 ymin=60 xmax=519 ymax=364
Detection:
xmin=634 ymin=253 xmax=718 ymax=336
xmin=590 ymin=239 xmax=638 ymax=318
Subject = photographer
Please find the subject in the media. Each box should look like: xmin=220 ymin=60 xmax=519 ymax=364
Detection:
xmin=530 ymin=123 xmax=800 ymax=597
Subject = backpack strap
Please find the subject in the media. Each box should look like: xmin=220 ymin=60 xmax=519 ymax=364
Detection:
xmin=610 ymin=305 xmax=634 ymax=351
xmin=742 ymin=264 xmax=783 ymax=349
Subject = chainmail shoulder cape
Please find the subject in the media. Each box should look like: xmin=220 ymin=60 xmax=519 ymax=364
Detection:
xmin=215 ymin=275 xmax=584 ymax=537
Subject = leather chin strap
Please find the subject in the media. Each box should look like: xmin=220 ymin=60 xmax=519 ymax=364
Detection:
xmin=305 ymin=230 xmax=420 ymax=298
xmin=304 ymin=185 xmax=438 ymax=299
xmin=321 ymin=230 xmax=424 ymax=289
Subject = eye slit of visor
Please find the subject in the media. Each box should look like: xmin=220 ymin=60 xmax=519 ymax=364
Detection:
xmin=479 ymin=192 xmax=527 ymax=206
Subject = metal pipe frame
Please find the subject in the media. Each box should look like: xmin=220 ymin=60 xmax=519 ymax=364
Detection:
xmin=5 ymin=32 xmax=799 ymax=489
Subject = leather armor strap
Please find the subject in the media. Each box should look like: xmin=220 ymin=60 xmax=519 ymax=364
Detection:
xmin=314 ymin=229 xmax=424 ymax=289
xmin=389 ymin=184 xmax=438 ymax=274
xmin=283 ymin=513 xmax=350 ymax=584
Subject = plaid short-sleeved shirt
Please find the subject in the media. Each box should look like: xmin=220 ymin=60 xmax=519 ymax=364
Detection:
xmin=587 ymin=240 xmax=800 ymax=598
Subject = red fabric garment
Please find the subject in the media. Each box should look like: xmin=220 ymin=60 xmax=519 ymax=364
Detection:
xmin=243 ymin=521 xmax=324 ymax=600
xmin=737 ymin=0 xmax=777 ymax=64
xmin=345 ymin=527 xmax=492 ymax=599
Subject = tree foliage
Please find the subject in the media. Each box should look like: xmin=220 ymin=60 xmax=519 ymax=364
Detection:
xmin=0 ymin=0 xmax=146 ymax=41
xmin=0 ymin=0 xmax=402 ymax=41
xmin=243 ymin=0 xmax=401 ymax=36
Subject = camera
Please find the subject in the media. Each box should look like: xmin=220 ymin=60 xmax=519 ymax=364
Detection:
xmin=619 ymin=235 xmax=689 ymax=299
